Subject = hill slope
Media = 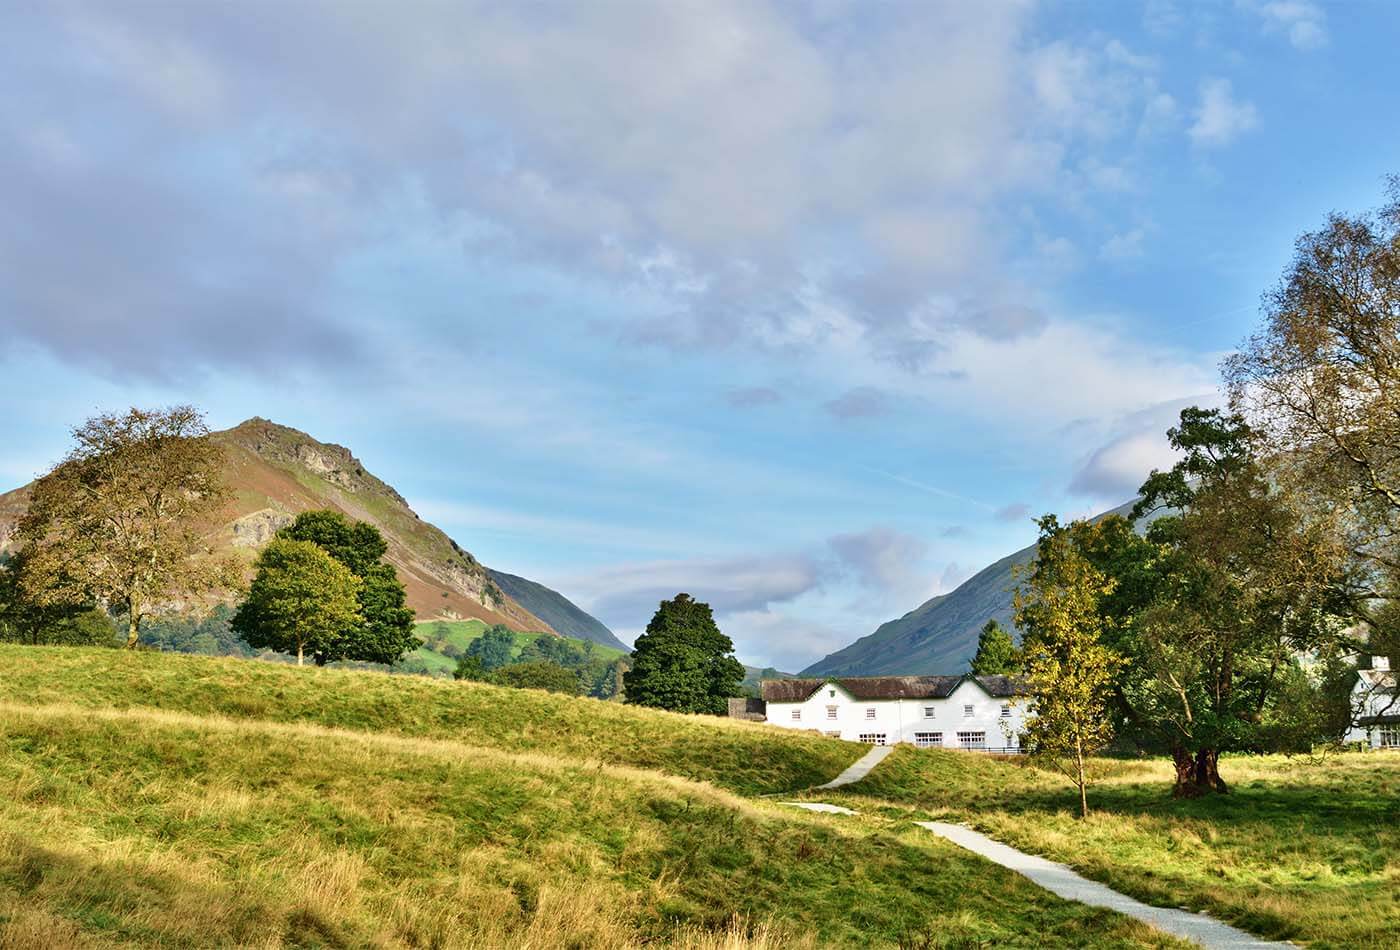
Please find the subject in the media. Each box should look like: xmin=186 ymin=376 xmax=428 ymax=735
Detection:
xmin=488 ymin=568 xmax=629 ymax=650
xmin=0 ymin=417 xmax=582 ymax=634
xmin=802 ymin=499 xmax=1142 ymax=677
xmin=0 ymin=645 xmax=1186 ymax=948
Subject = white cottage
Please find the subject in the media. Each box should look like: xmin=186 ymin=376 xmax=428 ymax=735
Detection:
xmin=759 ymin=675 xmax=1028 ymax=750
xmin=1344 ymin=656 xmax=1398 ymax=749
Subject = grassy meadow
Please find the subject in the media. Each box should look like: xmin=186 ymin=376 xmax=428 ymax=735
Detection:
xmin=824 ymin=746 xmax=1400 ymax=949
xmin=0 ymin=646 xmax=1196 ymax=949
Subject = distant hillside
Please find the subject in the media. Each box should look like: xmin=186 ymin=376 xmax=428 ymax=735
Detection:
xmin=488 ymin=569 xmax=628 ymax=651
xmin=0 ymin=417 xmax=560 ymax=632
xmin=801 ymin=499 xmax=1144 ymax=677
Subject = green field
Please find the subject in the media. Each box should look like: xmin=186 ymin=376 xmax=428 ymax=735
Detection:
xmin=824 ymin=746 xmax=1400 ymax=949
xmin=0 ymin=646 xmax=1192 ymax=948
xmin=405 ymin=618 xmax=627 ymax=676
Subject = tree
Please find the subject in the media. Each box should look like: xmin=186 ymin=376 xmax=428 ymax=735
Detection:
xmin=276 ymin=511 xmax=419 ymax=665
xmin=466 ymin=624 xmax=516 ymax=671
xmin=491 ymin=660 xmax=584 ymax=695
xmin=0 ymin=551 xmax=116 ymax=646
xmin=1015 ymin=517 xmax=1123 ymax=819
xmin=1127 ymin=408 xmax=1346 ymax=794
xmin=1224 ymin=180 xmax=1400 ymax=663
xmin=16 ymin=406 xmax=232 ymax=648
xmin=970 ymin=619 xmax=1020 ymax=675
xmin=231 ymin=538 xmax=362 ymax=666
xmin=623 ymin=593 xmax=745 ymax=714
xmin=453 ymin=654 xmax=489 ymax=681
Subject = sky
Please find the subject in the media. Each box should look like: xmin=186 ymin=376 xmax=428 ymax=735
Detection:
xmin=3 ymin=1 xmax=1399 ymax=671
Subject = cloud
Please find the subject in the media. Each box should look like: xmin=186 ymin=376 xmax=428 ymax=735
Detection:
xmin=1239 ymin=1 xmax=1327 ymax=50
xmin=1189 ymin=79 xmax=1259 ymax=148
xmin=939 ymin=562 xmax=976 ymax=592
xmin=1067 ymin=394 xmax=1220 ymax=500
xmin=940 ymin=525 xmax=970 ymax=539
xmin=995 ymin=503 xmax=1033 ymax=523
xmin=567 ymin=553 xmax=828 ymax=628
xmin=824 ymin=387 xmax=890 ymax=420
xmin=827 ymin=527 xmax=930 ymax=599
xmin=0 ymin=2 xmax=1186 ymax=383
xmin=725 ymin=386 xmax=783 ymax=409
xmin=1100 ymin=226 xmax=1149 ymax=261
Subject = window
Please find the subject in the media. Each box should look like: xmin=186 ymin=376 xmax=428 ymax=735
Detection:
xmin=963 ymin=704 xmax=975 ymax=718
xmin=829 ymin=689 xmax=836 ymax=698
xmin=1380 ymin=726 xmax=1400 ymax=748
xmin=865 ymin=707 xmax=877 ymax=719
xmin=824 ymin=730 xmax=841 ymax=738
xmin=857 ymin=733 xmax=887 ymax=745
xmin=790 ymin=709 xmax=801 ymax=721
xmin=1000 ymin=704 xmax=1012 ymax=718
xmin=914 ymin=732 xmax=942 ymax=748
xmin=957 ymin=730 xmax=987 ymax=749
xmin=923 ymin=706 xmax=936 ymax=719
xmin=826 ymin=705 xmax=838 ymax=720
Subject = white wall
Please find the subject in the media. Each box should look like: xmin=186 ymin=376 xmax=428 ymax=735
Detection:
xmin=765 ymin=679 xmax=1027 ymax=748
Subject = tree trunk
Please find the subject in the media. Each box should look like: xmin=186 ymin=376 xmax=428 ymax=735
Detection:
xmin=1170 ymin=746 xmax=1202 ymax=798
xmin=1193 ymin=747 xmax=1228 ymax=794
xmin=297 ymin=640 xmax=304 ymax=667
xmin=126 ymin=610 xmax=139 ymax=650
xmin=1075 ymin=736 xmax=1089 ymax=819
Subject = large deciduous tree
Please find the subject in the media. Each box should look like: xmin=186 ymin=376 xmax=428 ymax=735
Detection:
xmin=1015 ymin=517 xmax=1122 ymax=819
xmin=231 ymin=538 xmax=362 ymax=666
xmin=275 ymin=510 xmax=420 ymax=665
xmin=1127 ymin=408 xmax=1346 ymax=795
xmin=17 ymin=406 xmax=232 ymax=649
xmin=623 ymin=593 xmax=745 ymax=714
xmin=1224 ymin=180 xmax=1400 ymax=663
xmin=0 ymin=551 xmax=116 ymax=646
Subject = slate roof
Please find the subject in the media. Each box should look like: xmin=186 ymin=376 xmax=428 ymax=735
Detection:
xmin=760 ymin=674 xmax=1026 ymax=703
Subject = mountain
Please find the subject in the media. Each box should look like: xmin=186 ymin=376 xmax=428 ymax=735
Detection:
xmin=800 ymin=499 xmax=1143 ymax=677
xmin=0 ymin=417 xmax=605 ymax=641
xmin=488 ymin=568 xmax=628 ymax=651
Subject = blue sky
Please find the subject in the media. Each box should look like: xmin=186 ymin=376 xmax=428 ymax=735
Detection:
xmin=3 ymin=1 xmax=1398 ymax=670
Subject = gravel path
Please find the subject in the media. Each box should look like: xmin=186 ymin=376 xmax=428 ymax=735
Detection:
xmin=916 ymin=822 xmax=1293 ymax=950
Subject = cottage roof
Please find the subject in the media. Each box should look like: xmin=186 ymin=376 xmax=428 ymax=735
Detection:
xmin=760 ymin=674 xmax=1026 ymax=703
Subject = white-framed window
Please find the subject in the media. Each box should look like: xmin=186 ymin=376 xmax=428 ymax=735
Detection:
xmin=826 ymin=705 xmax=838 ymax=720
xmin=1379 ymin=726 xmax=1400 ymax=748
xmin=828 ymin=689 xmax=836 ymax=698
xmin=858 ymin=732 xmax=887 ymax=745
xmin=1000 ymin=704 xmax=1012 ymax=718
xmin=923 ymin=706 xmax=937 ymax=719
xmin=957 ymin=730 xmax=986 ymax=749
xmin=790 ymin=709 xmax=801 ymax=721
xmin=963 ymin=704 xmax=975 ymax=718
xmin=865 ymin=707 xmax=877 ymax=719
xmin=914 ymin=732 xmax=942 ymax=748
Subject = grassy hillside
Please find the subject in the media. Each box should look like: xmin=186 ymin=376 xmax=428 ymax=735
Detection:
xmin=488 ymin=568 xmax=629 ymax=651
xmin=406 ymin=618 xmax=627 ymax=677
xmin=802 ymin=499 xmax=1145 ymax=677
xmin=0 ymin=647 xmax=1188 ymax=948
xmin=823 ymin=746 xmax=1400 ymax=948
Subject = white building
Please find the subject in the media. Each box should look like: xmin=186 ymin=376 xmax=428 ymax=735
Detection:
xmin=759 ymin=675 xmax=1028 ymax=750
xmin=1344 ymin=656 xmax=1398 ymax=749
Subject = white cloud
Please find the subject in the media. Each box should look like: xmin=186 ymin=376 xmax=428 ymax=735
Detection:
xmin=1067 ymin=394 xmax=1223 ymax=502
xmin=1239 ymin=1 xmax=1327 ymax=50
xmin=1189 ymin=79 xmax=1260 ymax=148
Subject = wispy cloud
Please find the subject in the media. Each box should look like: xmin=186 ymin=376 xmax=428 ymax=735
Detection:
xmin=1189 ymin=79 xmax=1259 ymax=148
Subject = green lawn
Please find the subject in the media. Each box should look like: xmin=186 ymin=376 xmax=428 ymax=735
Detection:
xmin=828 ymin=746 xmax=1400 ymax=949
xmin=0 ymin=647 xmax=1190 ymax=949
